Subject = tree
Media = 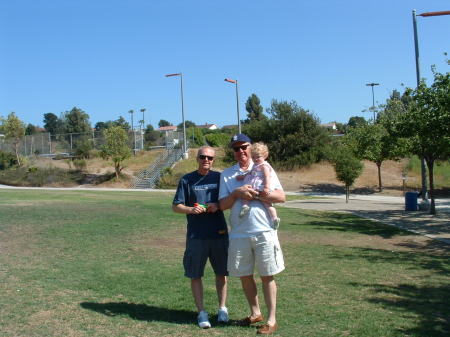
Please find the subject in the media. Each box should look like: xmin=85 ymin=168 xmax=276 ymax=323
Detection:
xmin=345 ymin=120 xmax=407 ymax=192
xmin=144 ymin=124 xmax=160 ymax=145
xmin=347 ymin=116 xmax=367 ymax=128
xmin=63 ymin=107 xmax=91 ymax=134
xmin=43 ymin=112 xmax=62 ymax=134
xmin=3 ymin=112 xmax=25 ymax=166
xmin=94 ymin=121 xmax=110 ymax=132
xmin=244 ymin=100 xmax=330 ymax=168
xmin=177 ymin=120 xmax=196 ymax=130
xmin=331 ymin=145 xmax=363 ymax=203
xmin=158 ymin=119 xmax=172 ymax=128
xmin=114 ymin=116 xmax=130 ymax=130
xmin=100 ymin=126 xmax=132 ymax=179
xmin=25 ymin=124 xmax=38 ymax=135
xmin=387 ymin=70 xmax=450 ymax=214
xmin=244 ymin=94 xmax=266 ymax=123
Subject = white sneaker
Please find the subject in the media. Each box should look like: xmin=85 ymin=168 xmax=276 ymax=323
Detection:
xmin=217 ymin=306 xmax=229 ymax=323
xmin=239 ymin=205 xmax=250 ymax=218
xmin=272 ymin=218 xmax=280 ymax=230
xmin=197 ymin=310 xmax=211 ymax=329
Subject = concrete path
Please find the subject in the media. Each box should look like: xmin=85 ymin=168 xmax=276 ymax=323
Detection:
xmin=282 ymin=192 xmax=450 ymax=245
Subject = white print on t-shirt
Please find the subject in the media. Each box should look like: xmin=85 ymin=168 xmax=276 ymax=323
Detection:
xmin=194 ymin=183 xmax=218 ymax=191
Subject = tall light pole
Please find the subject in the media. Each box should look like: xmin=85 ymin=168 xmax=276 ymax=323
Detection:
xmin=165 ymin=73 xmax=187 ymax=157
xmin=224 ymin=78 xmax=241 ymax=134
xmin=365 ymin=82 xmax=379 ymax=121
xmin=128 ymin=109 xmax=136 ymax=154
xmin=140 ymin=108 xmax=146 ymax=150
xmin=412 ymin=9 xmax=450 ymax=201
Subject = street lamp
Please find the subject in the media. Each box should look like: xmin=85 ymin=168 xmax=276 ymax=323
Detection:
xmin=224 ymin=78 xmax=241 ymax=134
xmin=140 ymin=108 xmax=146 ymax=150
xmin=128 ymin=109 xmax=136 ymax=154
xmin=412 ymin=9 xmax=450 ymax=201
xmin=365 ymin=82 xmax=379 ymax=121
xmin=165 ymin=73 xmax=187 ymax=158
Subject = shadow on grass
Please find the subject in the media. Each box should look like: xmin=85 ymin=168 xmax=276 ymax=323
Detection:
xmin=330 ymin=246 xmax=450 ymax=276
xmin=80 ymin=302 xmax=195 ymax=324
xmin=351 ymin=282 xmax=450 ymax=337
xmin=289 ymin=212 xmax=408 ymax=239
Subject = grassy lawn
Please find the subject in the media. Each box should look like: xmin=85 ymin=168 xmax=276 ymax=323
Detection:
xmin=0 ymin=189 xmax=449 ymax=337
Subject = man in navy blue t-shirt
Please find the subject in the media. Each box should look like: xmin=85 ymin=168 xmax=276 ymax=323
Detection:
xmin=172 ymin=146 xmax=229 ymax=329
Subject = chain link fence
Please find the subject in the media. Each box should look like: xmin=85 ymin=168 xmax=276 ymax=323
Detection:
xmin=0 ymin=130 xmax=185 ymax=157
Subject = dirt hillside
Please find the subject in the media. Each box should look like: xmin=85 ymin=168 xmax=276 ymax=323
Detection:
xmin=29 ymin=153 xmax=419 ymax=196
xmin=277 ymin=159 xmax=419 ymax=196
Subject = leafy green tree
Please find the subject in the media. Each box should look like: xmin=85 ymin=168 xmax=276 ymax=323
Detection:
xmin=43 ymin=112 xmax=63 ymax=134
xmin=100 ymin=126 xmax=132 ymax=179
xmin=331 ymin=145 xmax=363 ymax=203
xmin=345 ymin=121 xmax=407 ymax=192
xmin=114 ymin=116 xmax=130 ymax=130
xmin=25 ymin=124 xmax=38 ymax=135
xmin=244 ymin=100 xmax=330 ymax=168
xmin=244 ymin=94 xmax=266 ymax=123
xmin=63 ymin=107 xmax=91 ymax=134
xmin=387 ymin=69 xmax=450 ymax=214
xmin=3 ymin=112 xmax=25 ymax=166
xmin=144 ymin=124 xmax=160 ymax=145
xmin=347 ymin=116 xmax=367 ymax=128
xmin=177 ymin=120 xmax=196 ymax=130
xmin=158 ymin=119 xmax=172 ymax=128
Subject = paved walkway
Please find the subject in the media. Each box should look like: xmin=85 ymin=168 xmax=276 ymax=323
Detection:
xmin=283 ymin=193 xmax=450 ymax=245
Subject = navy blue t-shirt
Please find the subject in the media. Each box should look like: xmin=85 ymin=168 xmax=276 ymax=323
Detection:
xmin=173 ymin=170 xmax=228 ymax=239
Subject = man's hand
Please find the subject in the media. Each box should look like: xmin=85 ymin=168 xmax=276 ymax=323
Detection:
xmin=233 ymin=184 xmax=258 ymax=201
xmin=206 ymin=203 xmax=219 ymax=213
xmin=191 ymin=204 xmax=207 ymax=214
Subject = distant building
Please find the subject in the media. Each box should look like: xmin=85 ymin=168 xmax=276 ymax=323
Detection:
xmin=197 ymin=123 xmax=218 ymax=130
xmin=320 ymin=122 xmax=337 ymax=130
xmin=157 ymin=125 xmax=178 ymax=136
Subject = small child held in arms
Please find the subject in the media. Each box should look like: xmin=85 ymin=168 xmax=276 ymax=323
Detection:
xmin=237 ymin=142 xmax=280 ymax=229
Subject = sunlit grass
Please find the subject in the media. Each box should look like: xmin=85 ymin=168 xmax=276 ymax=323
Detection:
xmin=1 ymin=189 xmax=449 ymax=337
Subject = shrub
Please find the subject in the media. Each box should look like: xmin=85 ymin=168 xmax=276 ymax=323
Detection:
xmin=73 ymin=159 xmax=87 ymax=171
xmin=205 ymin=133 xmax=230 ymax=147
xmin=0 ymin=151 xmax=18 ymax=170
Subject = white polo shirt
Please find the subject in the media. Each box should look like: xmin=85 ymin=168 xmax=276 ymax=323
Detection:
xmin=219 ymin=162 xmax=283 ymax=238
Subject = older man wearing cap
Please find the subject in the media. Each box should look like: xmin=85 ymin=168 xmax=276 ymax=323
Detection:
xmin=219 ymin=133 xmax=285 ymax=335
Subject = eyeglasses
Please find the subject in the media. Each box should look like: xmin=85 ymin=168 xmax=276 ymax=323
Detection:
xmin=198 ymin=154 xmax=214 ymax=161
xmin=232 ymin=144 xmax=249 ymax=152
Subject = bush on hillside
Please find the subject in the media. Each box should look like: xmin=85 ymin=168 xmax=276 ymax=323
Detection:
xmin=0 ymin=151 xmax=18 ymax=170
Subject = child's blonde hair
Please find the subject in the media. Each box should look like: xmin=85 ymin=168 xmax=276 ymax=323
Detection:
xmin=251 ymin=142 xmax=269 ymax=159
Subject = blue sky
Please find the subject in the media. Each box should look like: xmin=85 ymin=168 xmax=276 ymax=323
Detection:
xmin=1 ymin=1 xmax=449 ymax=129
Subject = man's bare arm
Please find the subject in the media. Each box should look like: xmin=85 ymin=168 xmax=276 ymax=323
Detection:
xmin=172 ymin=203 xmax=206 ymax=215
xmin=258 ymin=188 xmax=285 ymax=204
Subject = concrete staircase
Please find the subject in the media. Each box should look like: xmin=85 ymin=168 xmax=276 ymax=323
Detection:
xmin=131 ymin=144 xmax=186 ymax=189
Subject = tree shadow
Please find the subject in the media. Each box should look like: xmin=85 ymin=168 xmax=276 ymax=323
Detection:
xmin=290 ymin=212 xmax=408 ymax=239
xmin=329 ymin=246 xmax=450 ymax=276
xmin=349 ymin=282 xmax=450 ymax=337
xmin=80 ymin=302 xmax=194 ymax=324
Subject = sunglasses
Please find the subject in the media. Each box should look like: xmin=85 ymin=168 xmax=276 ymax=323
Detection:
xmin=232 ymin=144 xmax=249 ymax=152
xmin=198 ymin=154 xmax=214 ymax=161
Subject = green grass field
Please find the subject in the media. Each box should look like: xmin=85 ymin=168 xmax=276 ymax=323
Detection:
xmin=1 ymin=189 xmax=449 ymax=337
